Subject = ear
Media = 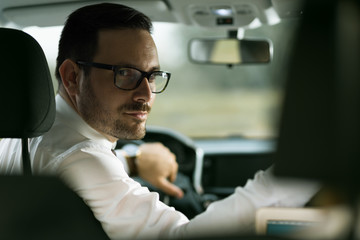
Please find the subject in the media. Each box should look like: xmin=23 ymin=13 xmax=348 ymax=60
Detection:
xmin=58 ymin=59 xmax=81 ymax=97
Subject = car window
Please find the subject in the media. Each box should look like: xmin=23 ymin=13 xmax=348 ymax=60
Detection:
xmin=24 ymin=20 xmax=298 ymax=139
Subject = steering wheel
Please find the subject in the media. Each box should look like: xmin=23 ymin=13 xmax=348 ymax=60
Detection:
xmin=116 ymin=125 xmax=206 ymax=219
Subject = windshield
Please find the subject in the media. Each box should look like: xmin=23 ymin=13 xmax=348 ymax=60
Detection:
xmin=24 ymin=20 xmax=297 ymax=139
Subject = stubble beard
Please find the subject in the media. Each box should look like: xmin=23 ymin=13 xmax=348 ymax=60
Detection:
xmin=77 ymin=80 xmax=150 ymax=140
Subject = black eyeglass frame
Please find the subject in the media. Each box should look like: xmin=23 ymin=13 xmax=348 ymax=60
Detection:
xmin=76 ymin=61 xmax=171 ymax=93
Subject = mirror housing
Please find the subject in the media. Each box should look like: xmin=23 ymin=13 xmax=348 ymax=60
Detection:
xmin=189 ymin=38 xmax=272 ymax=65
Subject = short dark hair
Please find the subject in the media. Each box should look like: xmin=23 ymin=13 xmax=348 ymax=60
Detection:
xmin=55 ymin=3 xmax=153 ymax=87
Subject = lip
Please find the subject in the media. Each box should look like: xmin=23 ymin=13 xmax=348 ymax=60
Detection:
xmin=124 ymin=111 xmax=148 ymax=121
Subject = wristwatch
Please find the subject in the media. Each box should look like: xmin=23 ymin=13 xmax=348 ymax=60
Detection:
xmin=122 ymin=143 xmax=141 ymax=176
xmin=122 ymin=143 xmax=141 ymax=159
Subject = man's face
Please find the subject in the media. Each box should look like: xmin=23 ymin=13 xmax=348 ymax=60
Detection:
xmin=76 ymin=28 xmax=158 ymax=141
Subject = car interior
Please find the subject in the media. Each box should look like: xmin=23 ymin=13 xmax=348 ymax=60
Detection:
xmin=0 ymin=0 xmax=359 ymax=239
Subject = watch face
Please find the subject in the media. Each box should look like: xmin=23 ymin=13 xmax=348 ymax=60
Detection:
xmin=122 ymin=144 xmax=140 ymax=157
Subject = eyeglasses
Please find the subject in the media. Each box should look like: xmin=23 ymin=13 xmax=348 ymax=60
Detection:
xmin=76 ymin=61 xmax=171 ymax=93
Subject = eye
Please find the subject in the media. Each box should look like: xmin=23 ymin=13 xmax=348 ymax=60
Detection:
xmin=117 ymin=68 xmax=141 ymax=81
xmin=118 ymin=69 xmax=132 ymax=77
xmin=148 ymin=74 xmax=157 ymax=82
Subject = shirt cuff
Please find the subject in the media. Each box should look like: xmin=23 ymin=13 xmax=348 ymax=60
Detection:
xmin=114 ymin=149 xmax=130 ymax=174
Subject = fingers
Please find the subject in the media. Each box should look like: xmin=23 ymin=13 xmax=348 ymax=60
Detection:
xmin=157 ymin=153 xmax=183 ymax=198
xmin=157 ymin=177 xmax=184 ymax=199
xmin=137 ymin=142 xmax=183 ymax=198
xmin=168 ymin=160 xmax=178 ymax=183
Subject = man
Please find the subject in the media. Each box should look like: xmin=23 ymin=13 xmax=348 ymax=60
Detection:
xmin=0 ymin=3 xmax=319 ymax=239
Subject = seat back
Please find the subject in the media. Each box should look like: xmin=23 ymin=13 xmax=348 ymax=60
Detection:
xmin=0 ymin=28 xmax=108 ymax=239
xmin=274 ymin=0 xmax=360 ymax=188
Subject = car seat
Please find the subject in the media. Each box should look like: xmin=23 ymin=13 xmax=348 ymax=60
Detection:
xmin=0 ymin=28 xmax=109 ymax=239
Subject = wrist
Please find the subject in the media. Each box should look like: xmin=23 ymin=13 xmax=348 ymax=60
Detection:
xmin=122 ymin=144 xmax=141 ymax=176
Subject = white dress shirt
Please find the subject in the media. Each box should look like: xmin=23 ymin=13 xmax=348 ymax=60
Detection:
xmin=0 ymin=94 xmax=320 ymax=239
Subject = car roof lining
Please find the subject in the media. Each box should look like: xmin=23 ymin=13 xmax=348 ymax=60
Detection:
xmin=1 ymin=0 xmax=175 ymax=28
xmin=0 ymin=0 xmax=304 ymax=28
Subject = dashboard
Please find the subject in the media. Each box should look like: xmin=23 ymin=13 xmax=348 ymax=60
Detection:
xmin=196 ymin=138 xmax=274 ymax=197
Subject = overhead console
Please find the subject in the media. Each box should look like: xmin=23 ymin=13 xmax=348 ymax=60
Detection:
xmin=168 ymin=0 xmax=304 ymax=29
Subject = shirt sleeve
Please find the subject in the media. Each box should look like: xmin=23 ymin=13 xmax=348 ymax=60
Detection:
xmin=114 ymin=149 xmax=130 ymax=174
xmin=56 ymin=142 xmax=189 ymax=240
xmin=180 ymin=166 xmax=321 ymax=238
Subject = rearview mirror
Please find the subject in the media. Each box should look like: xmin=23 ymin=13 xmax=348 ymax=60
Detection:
xmin=189 ymin=38 xmax=272 ymax=65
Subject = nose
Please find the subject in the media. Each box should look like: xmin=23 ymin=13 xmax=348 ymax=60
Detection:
xmin=132 ymin=77 xmax=153 ymax=103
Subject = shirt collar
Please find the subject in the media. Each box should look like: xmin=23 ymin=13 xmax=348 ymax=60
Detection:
xmin=55 ymin=94 xmax=116 ymax=150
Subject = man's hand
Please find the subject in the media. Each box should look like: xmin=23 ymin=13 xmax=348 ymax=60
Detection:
xmin=136 ymin=142 xmax=184 ymax=199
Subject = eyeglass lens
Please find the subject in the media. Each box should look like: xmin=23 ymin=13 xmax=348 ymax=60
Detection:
xmin=115 ymin=68 xmax=168 ymax=92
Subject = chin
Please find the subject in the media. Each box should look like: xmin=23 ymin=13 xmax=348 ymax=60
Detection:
xmin=118 ymin=126 xmax=146 ymax=140
xmin=112 ymin=119 xmax=147 ymax=139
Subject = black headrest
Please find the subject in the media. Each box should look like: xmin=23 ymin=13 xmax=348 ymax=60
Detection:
xmin=274 ymin=0 xmax=360 ymax=187
xmin=0 ymin=28 xmax=55 ymax=138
